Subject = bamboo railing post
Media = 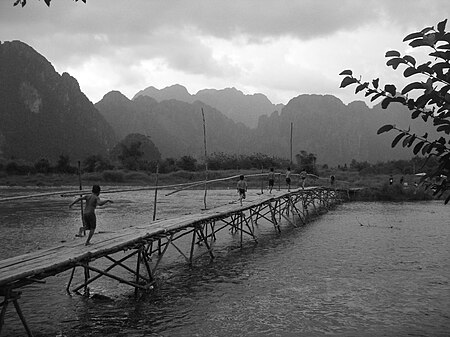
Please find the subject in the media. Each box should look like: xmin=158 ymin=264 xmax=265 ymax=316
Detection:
xmin=202 ymin=108 xmax=208 ymax=210
xmin=134 ymin=248 xmax=141 ymax=298
xmin=152 ymin=163 xmax=159 ymax=221
xmin=260 ymin=167 xmax=264 ymax=194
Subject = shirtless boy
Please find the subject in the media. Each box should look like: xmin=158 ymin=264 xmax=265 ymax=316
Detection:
xmin=69 ymin=185 xmax=113 ymax=246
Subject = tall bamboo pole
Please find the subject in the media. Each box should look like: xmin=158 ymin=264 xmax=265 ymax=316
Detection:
xmin=202 ymin=108 xmax=208 ymax=210
xmin=290 ymin=122 xmax=293 ymax=165
xmin=77 ymin=161 xmax=85 ymax=236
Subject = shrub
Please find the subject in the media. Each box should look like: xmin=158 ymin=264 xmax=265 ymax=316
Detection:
xmin=102 ymin=170 xmax=124 ymax=182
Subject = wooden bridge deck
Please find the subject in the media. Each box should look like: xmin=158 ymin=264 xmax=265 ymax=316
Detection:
xmin=0 ymin=189 xmax=290 ymax=288
xmin=0 ymin=186 xmax=346 ymax=336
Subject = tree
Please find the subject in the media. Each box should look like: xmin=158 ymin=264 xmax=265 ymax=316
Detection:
xmin=295 ymin=150 xmax=317 ymax=174
xmin=111 ymin=133 xmax=161 ymax=171
xmin=13 ymin=0 xmax=85 ymax=7
xmin=340 ymin=19 xmax=450 ymax=203
xmin=82 ymin=154 xmax=112 ymax=172
xmin=55 ymin=154 xmax=75 ymax=174
xmin=177 ymin=155 xmax=197 ymax=171
xmin=34 ymin=158 xmax=51 ymax=174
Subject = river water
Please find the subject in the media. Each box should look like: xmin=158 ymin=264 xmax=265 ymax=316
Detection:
xmin=0 ymin=187 xmax=449 ymax=336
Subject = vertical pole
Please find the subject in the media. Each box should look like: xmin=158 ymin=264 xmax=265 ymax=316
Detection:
xmin=77 ymin=161 xmax=85 ymax=236
xmin=152 ymin=163 xmax=159 ymax=222
xmin=290 ymin=122 xmax=293 ymax=166
xmin=260 ymin=166 xmax=264 ymax=194
xmin=189 ymin=228 xmax=197 ymax=265
xmin=202 ymin=108 xmax=208 ymax=210
xmin=135 ymin=248 xmax=141 ymax=298
xmin=83 ymin=263 xmax=90 ymax=296
xmin=278 ymin=172 xmax=281 ymax=191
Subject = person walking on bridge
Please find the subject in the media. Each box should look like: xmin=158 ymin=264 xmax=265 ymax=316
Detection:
xmin=268 ymin=168 xmax=275 ymax=193
xmin=237 ymin=175 xmax=248 ymax=206
xmin=286 ymin=167 xmax=292 ymax=191
xmin=69 ymin=185 xmax=113 ymax=246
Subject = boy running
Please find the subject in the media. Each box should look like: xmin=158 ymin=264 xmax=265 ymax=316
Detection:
xmin=69 ymin=185 xmax=113 ymax=246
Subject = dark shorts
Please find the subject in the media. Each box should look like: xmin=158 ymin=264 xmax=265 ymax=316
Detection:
xmin=238 ymin=188 xmax=246 ymax=199
xmin=83 ymin=213 xmax=96 ymax=230
xmin=286 ymin=178 xmax=291 ymax=184
xmin=269 ymin=179 xmax=274 ymax=187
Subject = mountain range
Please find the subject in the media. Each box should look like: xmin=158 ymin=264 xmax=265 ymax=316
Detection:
xmin=0 ymin=40 xmax=435 ymax=167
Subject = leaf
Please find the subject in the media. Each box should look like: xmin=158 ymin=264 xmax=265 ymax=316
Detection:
xmin=386 ymin=57 xmax=405 ymax=70
xmin=339 ymin=76 xmax=358 ymax=88
xmin=413 ymin=141 xmax=424 ymax=155
xmin=403 ymin=55 xmax=416 ymax=66
xmin=430 ymin=51 xmax=450 ymax=59
xmin=404 ymin=67 xmax=418 ymax=77
xmin=409 ymin=39 xmax=432 ymax=48
xmin=372 ymin=78 xmax=379 ymax=89
xmin=421 ymin=26 xmax=434 ymax=34
xmin=403 ymin=32 xmax=422 ymax=42
xmin=384 ymin=84 xmax=396 ymax=96
xmin=401 ymin=82 xmax=424 ymax=95
xmin=385 ymin=50 xmax=401 ymax=57
xmin=355 ymin=82 xmax=368 ymax=94
xmin=370 ymin=92 xmax=383 ymax=102
xmin=381 ymin=97 xmax=392 ymax=109
xmin=339 ymin=70 xmax=353 ymax=76
xmin=422 ymin=143 xmax=432 ymax=155
xmin=402 ymin=135 xmax=412 ymax=147
xmin=391 ymin=132 xmax=406 ymax=147
xmin=377 ymin=124 xmax=394 ymax=134
xmin=411 ymin=109 xmax=421 ymax=119
xmin=437 ymin=19 xmax=447 ymax=33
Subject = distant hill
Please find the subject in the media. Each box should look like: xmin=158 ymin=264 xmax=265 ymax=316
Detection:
xmin=133 ymin=85 xmax=281 ymax=128
xmin=0 ymin=40 xmax=117 ymax=162
xmin=96 ymin=91 xmax=251 ymax=159
xmin=100 ymin=90 xmax=436 ymax=166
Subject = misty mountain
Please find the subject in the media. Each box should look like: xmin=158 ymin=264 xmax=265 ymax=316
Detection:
xmin=0 ymin=40 xmax=437 ymax=168
xmin=96 ymin=91 xmax=251 ymax=159
xmin=134 ymin=84 xmax=282 ymax=128
xmin=0 ymin=40 xmax=116 ymax=162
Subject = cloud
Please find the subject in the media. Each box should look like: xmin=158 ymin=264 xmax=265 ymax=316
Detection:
xmin=1 ymin=0 xmax=448 ymax=105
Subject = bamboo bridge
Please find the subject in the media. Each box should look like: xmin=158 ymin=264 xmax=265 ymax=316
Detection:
xmin=0 ymin=184 xmax=350 ymax=336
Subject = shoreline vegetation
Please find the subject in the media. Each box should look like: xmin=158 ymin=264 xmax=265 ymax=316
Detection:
xmin=0 ymin=168 xmax=436 ymax=202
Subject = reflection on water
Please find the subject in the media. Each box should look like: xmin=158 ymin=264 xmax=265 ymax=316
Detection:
xmin=1 ymin=187 xmax=449 ymax=336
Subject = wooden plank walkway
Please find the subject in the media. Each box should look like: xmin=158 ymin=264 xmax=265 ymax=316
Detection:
xmin=0 ymin=186 xmax=346 ymax=336
xmin=0 ymin=188 xmax=290 ymax=288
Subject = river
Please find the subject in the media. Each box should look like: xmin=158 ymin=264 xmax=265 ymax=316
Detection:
xmin=0 ymin=187 xmax=449 ymax=336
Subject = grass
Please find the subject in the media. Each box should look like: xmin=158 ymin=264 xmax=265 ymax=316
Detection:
xmin=0 ymin=168 xmax=437 ymax=202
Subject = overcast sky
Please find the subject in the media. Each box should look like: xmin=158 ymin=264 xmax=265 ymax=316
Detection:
xmin=0 ymin=0 xmax=447 ymax=106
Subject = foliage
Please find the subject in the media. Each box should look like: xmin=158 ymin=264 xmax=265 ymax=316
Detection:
xmin=34 ymin=158 xmax=51 ymax=174
xmin=83 ymin=154 xmax=113 ymax=173
xmin=295 ymin=150 xmax=317 ymax=174
xmin=207 ymin=152 xmax=289 ymax=171
xmin=55 ymin=154 xmax=76 ymax=174
xmin=13 ymin=0 xmax=85 ymax=7
xmin=340 ymin=19 xmax=450 ymax=203
xmin=111 ymin=134 xmax=161 ymax=171
xmin=177 ymin=156 xmax=197 ymax=171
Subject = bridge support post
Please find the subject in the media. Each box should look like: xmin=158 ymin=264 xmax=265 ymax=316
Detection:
xmin=0 ymin=289 xmax=34 ymax=337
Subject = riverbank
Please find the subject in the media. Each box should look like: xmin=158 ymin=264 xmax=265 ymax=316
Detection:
xmin=0 ymin=169 xmax=436 ymax=201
